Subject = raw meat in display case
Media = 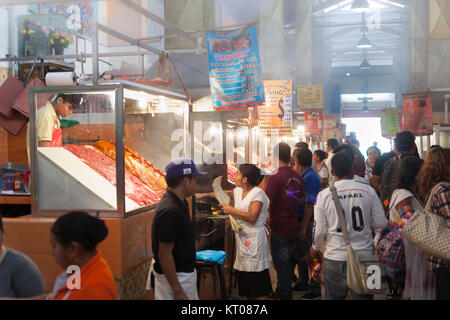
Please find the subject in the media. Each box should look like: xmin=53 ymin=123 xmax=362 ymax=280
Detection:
xmin=64 ymin=144 xmax=161 ymax=206
xmin=92 ymin=141 xmax=167 ymax=197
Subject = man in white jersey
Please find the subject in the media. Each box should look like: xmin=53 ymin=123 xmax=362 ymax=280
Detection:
xmin=311 ymin=152 xmax=387 ymax=300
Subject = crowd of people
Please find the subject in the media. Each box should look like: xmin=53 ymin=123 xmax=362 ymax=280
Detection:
xmin=150 ymin=130 xmax=449 ymax=301
xmin=0 ymin=130 xmax=448 ymax=301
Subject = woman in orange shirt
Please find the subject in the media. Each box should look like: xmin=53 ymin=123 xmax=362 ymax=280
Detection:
xmin=48 ymin=212 xmax=117 ymax=300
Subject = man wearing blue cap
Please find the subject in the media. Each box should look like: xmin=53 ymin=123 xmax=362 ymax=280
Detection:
xmin=151 ymin=159 xmax=205 ymax=300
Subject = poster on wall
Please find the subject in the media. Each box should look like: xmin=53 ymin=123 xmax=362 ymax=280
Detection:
xmin=258 ymin=80 xmax=293 ymax=136
xmin=380 ymin=108 xmax=401 ymax=139
xmin=304 ymin=109 xmax=323 ymax=138
xmin=323 ymin=116 xmax=340 ymax=141
xmin=28 ymin=1 xmax=98 ymax=37
xmin=206 ymin=25 xmax=265 ymax=111
xmin=297 ymin=85 xmax=322 ymax=109
xmin=402 ymin=93 xmax=433 ymax=135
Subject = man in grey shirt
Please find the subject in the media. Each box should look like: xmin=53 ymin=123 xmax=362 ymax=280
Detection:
xmin=0 ymin=216 xmax=44 ymax=298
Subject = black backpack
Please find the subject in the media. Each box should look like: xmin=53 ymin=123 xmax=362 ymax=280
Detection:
xmin=380 ymin=153 xmax=412 ymax=212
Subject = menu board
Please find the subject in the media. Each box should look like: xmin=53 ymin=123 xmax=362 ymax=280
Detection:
xmin=297 ymin=85 xmax=323 ymax=108
xmin=258 ymin=80 xmax=293 ymax=136
xmin=206 ymin=25 xmax=265 ymax=111
xmin=402 ymin=93 xmax=433 ymax=135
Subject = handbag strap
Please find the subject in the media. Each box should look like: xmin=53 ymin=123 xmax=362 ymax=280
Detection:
xmin=330 ymin=181 xmax=353 ymax=248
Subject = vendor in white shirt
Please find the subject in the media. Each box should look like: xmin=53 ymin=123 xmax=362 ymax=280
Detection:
xmin=26 ymin=94 xmax=83 ymax=162
xmin=310 ymin=152 xmax=387 ymax=300
xmin=198 ymin=164 xmax=272 ymax=300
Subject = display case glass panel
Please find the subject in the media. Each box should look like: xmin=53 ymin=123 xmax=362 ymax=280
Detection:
xmin=123 ymin=89 xmax=189 ymax=213
xmin=31 ymin=88 xmax=120 ymax=215
xmin=29 ymin=83 xmax=189 ymax=217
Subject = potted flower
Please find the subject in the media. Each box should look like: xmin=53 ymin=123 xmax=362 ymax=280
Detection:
xmin=50 ymin=30 xmax=73 ymax=55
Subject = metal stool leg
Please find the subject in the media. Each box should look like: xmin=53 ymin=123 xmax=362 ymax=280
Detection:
xmin=217 ymin=264 xmax=227 ymax=300
xmin=196 ymin=267 xmax=202 ymax=296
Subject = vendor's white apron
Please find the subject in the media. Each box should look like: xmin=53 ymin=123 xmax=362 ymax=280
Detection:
xmin=146 ymin=260 xmax=198 ymax=300
xmin=234 ymin=222 xmax=271 ymax=272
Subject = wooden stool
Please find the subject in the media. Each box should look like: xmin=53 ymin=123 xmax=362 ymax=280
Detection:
xmin=196 ymin=260 xmax=227 ymax=300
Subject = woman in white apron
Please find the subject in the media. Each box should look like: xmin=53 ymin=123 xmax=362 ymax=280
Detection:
xmin=218 ymin=164 xmax=272 ymax=299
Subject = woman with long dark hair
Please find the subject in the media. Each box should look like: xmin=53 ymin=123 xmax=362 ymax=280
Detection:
xmin=389 ymin=157 xmax=436 ymax=300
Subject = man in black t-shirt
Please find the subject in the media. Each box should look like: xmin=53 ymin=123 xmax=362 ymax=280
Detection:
xmin=151 ymin=159 xmax=205 ymax=300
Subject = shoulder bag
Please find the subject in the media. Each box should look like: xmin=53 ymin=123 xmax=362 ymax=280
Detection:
xmin=330 ymin=181 xmax=387 ymax=295
xmin=400 ymin=182 xmax=450 ymax=262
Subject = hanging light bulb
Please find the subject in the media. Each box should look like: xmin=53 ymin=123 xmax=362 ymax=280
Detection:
xmin=351 ymin=0 xmax=371 ymax=12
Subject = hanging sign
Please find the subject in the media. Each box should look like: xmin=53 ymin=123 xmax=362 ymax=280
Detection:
xmin=402 ymin=93 xmax=433 ymax=135
xmin=304 ymin=109 xmax=323 ymax=137
xmin=297 ymin=85 xmax=322 ymax=108
xmin=380 ymin=108 xmax=401 ymax=139
xmin=258 ymin=80 xmax=293 ymax=136
xmin=206 ymin=25 xmax=265 ymax=111
xmin=323 ymin=116 xmax=340 ymax=141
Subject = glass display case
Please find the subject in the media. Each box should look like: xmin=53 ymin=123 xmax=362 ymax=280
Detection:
xmin=29 ymin=81 xmax=189 ymax=218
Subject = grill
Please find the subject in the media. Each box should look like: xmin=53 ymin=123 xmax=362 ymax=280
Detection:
xmin=193 ymin=197 xmax=226 ymax=251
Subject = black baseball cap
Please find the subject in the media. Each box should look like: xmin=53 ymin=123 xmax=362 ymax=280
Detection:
xmin=165 ymin=159 xmax=206 ymax=178
xmin=55 ymin=94 xmax=85 ymax=109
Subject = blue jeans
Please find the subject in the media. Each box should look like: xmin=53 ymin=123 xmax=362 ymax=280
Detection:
xmin=270 ymin=231 xmax=295 ymax=300
xmin=323 ymin=258 xmax=373 ymax=300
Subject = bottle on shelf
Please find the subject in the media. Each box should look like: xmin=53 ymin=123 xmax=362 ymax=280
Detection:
xmin=14 ymin=173 xmax=22 ymax=192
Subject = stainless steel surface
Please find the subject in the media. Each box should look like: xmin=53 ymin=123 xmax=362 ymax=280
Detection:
xmin=37 ymin=148 xmax=119 ymax=212
xmin=0 ymin=163 xmax=29 ymax=172
xmin=92 ymin=23 xmax=99 ymax=85
xmin=115 ymin=86 xmax=126 ymax=214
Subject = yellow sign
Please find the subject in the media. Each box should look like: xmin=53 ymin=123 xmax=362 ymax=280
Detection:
xmin=0 ymin=68 xmax=8 ymax=86
xmin=258 ymin=80 xmax=293 ymax=136
xmin=297 ymin=85 xmax=322 ymax=107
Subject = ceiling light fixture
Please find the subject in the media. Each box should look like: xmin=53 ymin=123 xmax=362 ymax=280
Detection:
xmin=357 ymin=33 xmax=373 ymax=48
xmin=361 ymin=103 xmax=370 ymax=113
xmin=351 ymin=0 xmax=371 ymax=12
xmin=360 ymin=58 xmax=371 ymax=69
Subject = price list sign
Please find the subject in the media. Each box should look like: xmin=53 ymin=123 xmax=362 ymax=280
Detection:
xmin=380 ymin=108 xmax=401 ymax=138
xmin=402 ymin=93 xmax=433 ymax=135
xmin=206 ymin=25 xmax=265 ymax=111
xmin=297 ymin=85 xmax=323 ymax=108
xmin=258 ymin=80 xmax=293 ymax=136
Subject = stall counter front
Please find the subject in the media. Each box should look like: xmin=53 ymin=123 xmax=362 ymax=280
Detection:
xmin=3 ymin=209 xmax=155 ymax=300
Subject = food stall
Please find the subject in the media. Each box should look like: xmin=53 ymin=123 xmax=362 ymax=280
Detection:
xmin=190 ymin=99 xmax=265 ymax=295
xmin=3 ymin=80 xmax=190 ymax=299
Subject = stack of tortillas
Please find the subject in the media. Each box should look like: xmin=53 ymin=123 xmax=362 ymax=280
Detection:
xmin=212 ymin=176 xmax=241 ymax=232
